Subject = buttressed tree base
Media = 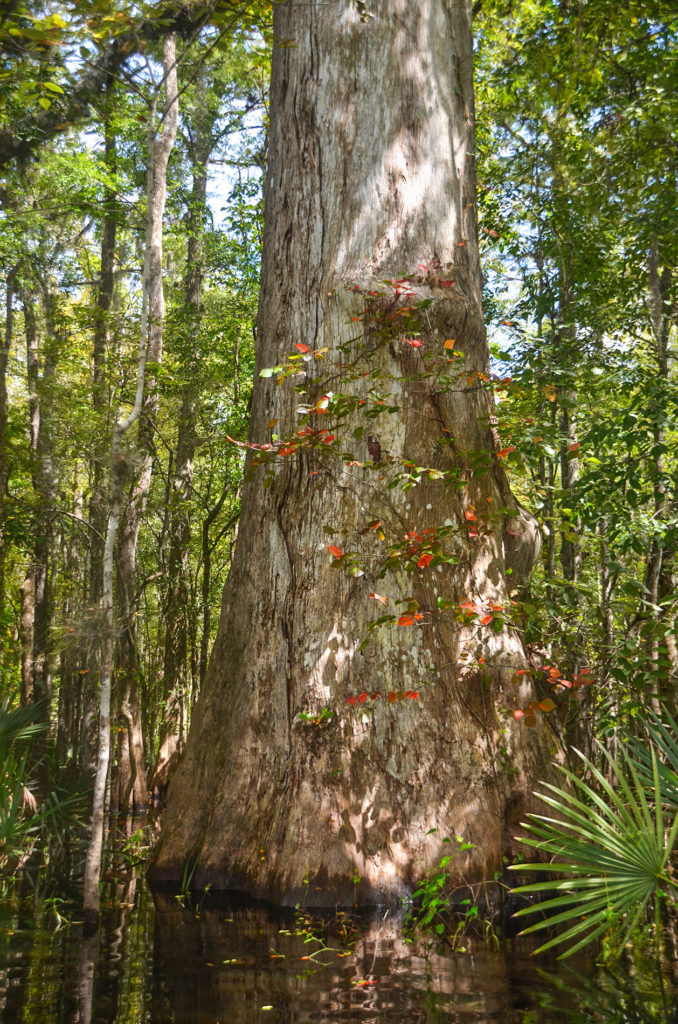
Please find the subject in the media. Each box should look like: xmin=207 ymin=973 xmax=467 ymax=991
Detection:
xmin=150 ymin=0 xmax=561 ymax=906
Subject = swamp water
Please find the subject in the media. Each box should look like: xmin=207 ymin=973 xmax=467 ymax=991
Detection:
xmin=0 ymin=879 xmax=676 ymax=1023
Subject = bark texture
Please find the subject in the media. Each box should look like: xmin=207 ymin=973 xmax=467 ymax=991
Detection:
xmin=114 ymin=34 xmax=179 ymax=815
xmin=151 ymin=0 xmax=560 ymax=906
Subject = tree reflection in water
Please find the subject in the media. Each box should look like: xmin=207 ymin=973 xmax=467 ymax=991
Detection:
xmin=0 ymin=882 xmax=676 ymax=1022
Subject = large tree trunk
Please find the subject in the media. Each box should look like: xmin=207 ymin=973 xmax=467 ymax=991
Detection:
xmin=151 ymin=0 xmax=560 ymax=906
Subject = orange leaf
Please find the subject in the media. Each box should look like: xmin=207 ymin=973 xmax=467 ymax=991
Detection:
xmin=465 ymin=510 xmax=477 ymax=521
xmin=294 ymin=343 xmax=311 ymax=353
xmin=315 ymin=396 xmax=330 ymax=413
xmin=567 ymin=442 xmax=580 ymax=453
xmin=496 ymin=446 xmax=516 ymax=458
xmin=327 ymin=545 xmax=343 ymax=558
xmin=481 ymin=614 xmax=493 ymax=625
xmin=387 ymin=691 xmax=397 ymax=702
xmin=398 ymin=614 xmax=415 ymax=627
xmin=538 ymin=698 xmax=556 ymax=713
xmin=417 ymin=553 xmax=433 ymax=568
xmin=369 ymin=592 xmax=388 ymax=606
xmin=444 ymin=338 xmax=456 ymax=350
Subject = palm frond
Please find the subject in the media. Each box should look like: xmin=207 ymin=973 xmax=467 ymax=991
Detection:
xmin=510 ymin=745 xmax=678 ymax=958
xmin=627 ymin=709 xmax=678 ymax=811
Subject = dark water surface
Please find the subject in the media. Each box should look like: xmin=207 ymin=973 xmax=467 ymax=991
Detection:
xmin=0 ymin=879 xmax=675 ymax=1023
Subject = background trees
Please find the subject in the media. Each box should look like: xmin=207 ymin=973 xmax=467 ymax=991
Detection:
xmin=0 ymin=3 xmax=268 ymax=881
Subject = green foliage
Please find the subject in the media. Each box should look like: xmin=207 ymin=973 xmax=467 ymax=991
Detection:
xmin=403 ymin=834 xmax=499 ymax=952
xmin=511 ymin=737 xmax=678 ymax=958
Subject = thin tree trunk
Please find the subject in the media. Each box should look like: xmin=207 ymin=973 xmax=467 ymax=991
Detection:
xmin=80 ymin=82 xmax=119 ymax=777
xmin=114 ymin=35 xmax=179 ymax=816
xmin=645 ymin=238 xmax=674 ymax=710
xmin=0 ymin=266 xmax=17 ymax=628
xmin=152 ymin=1 xmax=560 ymax=905
xmin=19 ymin=284 xmax=56 ymax=783
xmin=83 ymin=34 xmax=178 ymax=930
xmin=154 ymin=103 xmax=209 ymax=791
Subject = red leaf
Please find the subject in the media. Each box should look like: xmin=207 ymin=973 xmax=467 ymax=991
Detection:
xmin=322 ymin=434 xmax=335 ymax=444
xmin=358 ymin=692 xmax=368 ymax=704
xmin=398 ymin=614 xmax=415 ymax=626
xmin=413 ymin=613 xmax=424 ymax=621
xmin=496 ymin=446 xmax=516 ymax=458
xmin=465 ymin=510 xmax=477 ymax=521
xmin=481 ymin=614 xmax=493 ymax=625
xmin=294 ymin=343 xmax=311 ymax=353
xmin=417 ymin=553 xmax=433 ymax=568
xmin=369 ymin=592 xmax=388 ymax=606
xmin=327 ymin=545 xmax=343 ymax=558
xmin=278 ymin=446 xmax=295 ymax=456
xmin=406 ymin=691 xmax=419 ymax=699
xmin=513 ymin=709 xmax=525 ymax=721
xmin=315 ymin=396 xmax=330 ymax=413
xmin=403 ymin=338 xmax=423 ymax=348
xmin=370 ymin=692 xmax=380 ymax=700
xmin=346 ymin=696 xmax=357 ymax=706
xmin=387 ymin=691 xmax=397 ymax=702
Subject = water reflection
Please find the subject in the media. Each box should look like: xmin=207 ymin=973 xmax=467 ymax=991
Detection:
xmin=0 ymin=881 xmax=675 ymax=1022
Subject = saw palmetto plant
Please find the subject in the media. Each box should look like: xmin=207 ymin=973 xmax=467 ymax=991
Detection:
xmin=510 ymin=735 xmax=678 ymax=959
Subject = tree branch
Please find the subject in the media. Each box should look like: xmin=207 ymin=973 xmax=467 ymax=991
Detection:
xmin=0 ymin=1 xmax=244 ymax=169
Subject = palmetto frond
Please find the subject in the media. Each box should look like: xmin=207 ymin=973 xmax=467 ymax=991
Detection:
xmin=510 ymin=745 xmax=678 ymax=958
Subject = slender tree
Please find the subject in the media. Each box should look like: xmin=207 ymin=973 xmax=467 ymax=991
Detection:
xmin=113 ymin=37 xmax=179 ymax=815
xmin=84 ymin=33 xmax=179 ymax=928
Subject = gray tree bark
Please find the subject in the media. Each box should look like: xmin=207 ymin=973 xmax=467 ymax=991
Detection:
xmin=151 ymin=0 xmax=560 ymax=906
xmin=153 ymin=83 xmax=210 ymax=791
xmin=113 ymin=35 xmax=179 ymax=815
xmin=84 ymin=34 xmax=179 ymax=929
